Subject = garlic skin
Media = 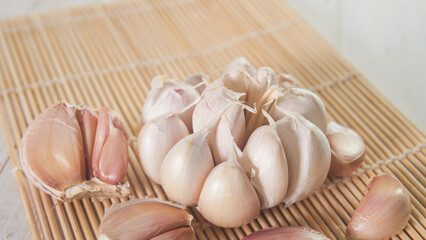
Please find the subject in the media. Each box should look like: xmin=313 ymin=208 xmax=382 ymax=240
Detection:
xmin=97 ymin=198 xmax=194 ymax=240
xmin=346 ymin=174 xmax=411 ymax=240
xmin=92 ymin=108 xmax=128 ymax=185
xmin=184 ymin=73 xmax=209 ymax=95
xmin=243 ymin=116 xmax=288 ymax=209
xmin=326 ymin=122 xmax=365 ymax=177
xmin=198 ymin=159 xmax=260 ymax=228
xmin=20 ymin=102 xmax=86 ymax=198
xmin=142 ymin=76 xmax=199 ymax=131
xmin=160 ymin=131 xmax=214 ymax=206
xmin=275 ymin=110 xmax=331 ymax=206
xmin=138 ymin=115 xmax=190 ymax=184
xmin=269 ymin=88 xmax=328 ymax=132
xmin=243 ymin=226 xmax=330 ymax=240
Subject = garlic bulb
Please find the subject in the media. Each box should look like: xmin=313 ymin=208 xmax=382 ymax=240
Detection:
xmin=243 ymin=226 xmax=330 ymax=240
xmin=142 ymin=75 xmax=199 ymax=131
xmin=243 ymin=111 xmax=288 ymax=209
xmin=20 ymin=102 xmax=129 ymax=200
xmin=97 ymin=198 xmax=194 ymax=240
xmin=138 ymin=115 xmax=190 ymax=184
xmin=198 ymin=158 xmax=260 ymax=228
xmin=275 ymin=109 xmax=331 ymax=206
xmin=326 ymin=122 xmax=365 ymax=177
xmin=346 ymin=174 xmax=411 ymax=240
xmin=184 ymin=73 xmax=209 ymax=95
xmin=269 ymin=88 xmax=328 ymax=132
xmin=160 ymin=129 xmax=214 ymax=206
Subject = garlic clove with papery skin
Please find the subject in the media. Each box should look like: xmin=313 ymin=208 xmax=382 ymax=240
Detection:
xmin=326 ymin=122 xmax=365 ymax=177
xmin=97 ymin=198 xmax=195 ymax=240
xmin=243 ymin=226 xmax=330 ymax=240
xmin=91 ymin=108 xmax=128 ymax=185
xmin=142 ymin=75 xmax=199 ymax=131
xmin=221 ymin=57 xmax=256 ymax=94
xmin=76 ymin=107 xmax=98 ymax=178
xmin=184 ymin=73 xmax=209 ymax=95
xmin=275 ymin=109 xmax=331 ymax=207
xmin=247 ymin=67 xmax=279 ymax=108
xmin=243 ymin=111 xmax=288 ymax=209
xmin=269 ymin=88 xmax=328 ymax=132
xmin=138 ymin=115 xmax=190 ymax=184
xmin=346 ymin=174 xmax=411 ymax=240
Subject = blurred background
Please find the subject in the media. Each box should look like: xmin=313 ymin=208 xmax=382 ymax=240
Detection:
xmin=0 ymin=0 xmax=424 ymax=132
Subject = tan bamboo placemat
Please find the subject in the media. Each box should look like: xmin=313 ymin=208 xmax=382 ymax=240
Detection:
xmin=0 ymin=0 xmax=424 ymax=239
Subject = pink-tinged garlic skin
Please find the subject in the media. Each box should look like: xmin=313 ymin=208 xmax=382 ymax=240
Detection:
xmin=243 ymin=226 xmax=330 ymax=240
xmin=326 ymin=122 xmax=365 ymax=177
xmin=150 ymin=227 xmax=195 ymax=240
xmin=346 ymin=174 xmax=411 ymax=240
xmin=92 ymin=108 xmax=128 ymax=185
xmin=76 ymin=107 xmax=98 ymax=178
xmin=20 ymin=102 xmax=86 ymax=197
xmin=97 ymin=199 xmax=194 ymax=240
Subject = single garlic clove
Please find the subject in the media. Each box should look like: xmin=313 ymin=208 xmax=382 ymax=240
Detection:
xmin=221 ymin=57 xmax=256 ymax=94
xmin=142 ymin=76 xmax=199 ymax=131
xmin=243 ymin=226 xmax=330 ymax=240
xmin=277 ymin=73 xmax=302 ymax=90
xmin=160 ymin=131 xmax=214 ymax=206
xmin=269 ymin=88 xmax=328 ymax=132
xmin=138 ymin=115 xmax=190 ymax=184
xmin=92 ymin=108 xmax=128 ymax=185
xmin=346 ymin=174 xmax=411 ymax=240
xmin=192 ymin=87 xmax=245 ymax=132
xmin=76 ymin=107 xmax=98 ymax=178
xmin=97 ymin=198 xmax=194 ymax=240
xmin=276 ymin=110 xmax=331 ymax=207
xmin=198 ymin=155 xmax=260 ymax=227
xmin=243 ymin=124 xmax=288 ymax=209
xmin=326 ymin=122 xmax=365 ymax=177
xmin=209 ymin=104 xmax=246 ymax=165
xmin=247 ymin=67 xmax=279 ymax=107
xmin=20 ymin=102 xmax=86 ymax=199
xmin=184 ymin=73 xmax=209 ymax=95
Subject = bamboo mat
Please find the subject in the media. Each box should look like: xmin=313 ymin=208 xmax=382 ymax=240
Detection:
xmin=0 ymin=0 xmax=425 ymax=239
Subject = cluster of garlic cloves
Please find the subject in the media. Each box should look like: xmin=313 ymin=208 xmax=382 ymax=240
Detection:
xmin=20 ymin=102 xmax=129 ymax=201
xmin=97 ymin=198 xmax=195 ymax=240
xmin=138 ymin=57 xmax=368 ymax=228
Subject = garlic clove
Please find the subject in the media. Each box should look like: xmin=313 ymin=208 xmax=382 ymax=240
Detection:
xmin=192 ymin=86 xmax=245 ymax=133
xmin=97 ymin=198 xmax=194 ymax=240
xmin=198 ymin=152 xmax=260 ymax=228
xmin=243 ymin=226 xmax=330 ymax=240
xmin=346 ymin=174 xmax=411 ymax=240
xmin=138 ymin=115 xmax=190 ymax=184
xmin=92 ymin=108 xmax=128 ymax=185
xmin=209 ymin=104 xmax=246 ymax=165
xmin=184 ymin=73 xmax=209 ymax=95
xmin=269 ymin=88 xmax=328 ymax=132
xmin=243 ymin=122 xmax=288 ymax=209
xmin=277 ymin=73 xmax=302 ymax=90
xmin=247 ymin=67 xmax=279 ymax=108
xmin=76 ymin=107 xmax=98 ymax=178
xmin=150 ymin=227 xmax=195 ymax=240
xmin=20 ymin=102 xmax=86 ymax=198
xmin=326 ymin=122 xmax=365 ymax=177
xmin=221 ymin=57 xmax=256 ymax=94
xmin=160 ymin=130 xmax=214 ymax=206
xmin=275 ymin=109 xmax=331 ymax=207
xmin=142 ymin=76 xmax=199 ymax=131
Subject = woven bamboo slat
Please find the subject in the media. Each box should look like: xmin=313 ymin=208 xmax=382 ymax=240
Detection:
xmin=0 ymin=0 xmax=424 ymax=239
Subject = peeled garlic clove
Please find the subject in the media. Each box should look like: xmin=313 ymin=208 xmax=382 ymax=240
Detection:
xmin=209 ymin=104 xmax=246 ymax=165
xmin=138 ymin=115 xmax=190 ymax=184
xmin=184 ymin=73 xmax=209 ymax=95
xmin=20 ymin=102 xmax=86 ymax=198
xmin=247 ymin=67 xmax=279 ymax=107
xmin=243 ymin=226 xmax=330 ymax=240
xmin=192 ymin=87 xmax=244 ymax=132
xmin=160 ymin=130 xmax=214 ymax=206
xmin=142 ymin=76 xmax=199 ymax=131
xmin=221 ymin=57 xmax=256 ymax=94
xmin=92 ymin=108 xmax=128 ymax=185
xmin=276 ymin=110 xmax=331 ymax=206
xmin=326 ymin=122 xmax=365 ymax=177
xmin=346 ymin=174 xmax=411 ymax=240
xmin=76 ymin=107 xmax=98 ymax=178
xmin=97 ymin=198 xmax=194 ymax=240
xmin=243 ymin=124 xmax=288 ymax=209
xmin=269 ymin=88 xmax=328 ymax=132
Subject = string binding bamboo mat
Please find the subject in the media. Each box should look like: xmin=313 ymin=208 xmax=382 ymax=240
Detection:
xmin=0 ymin=0 xmax=425 ymax=239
